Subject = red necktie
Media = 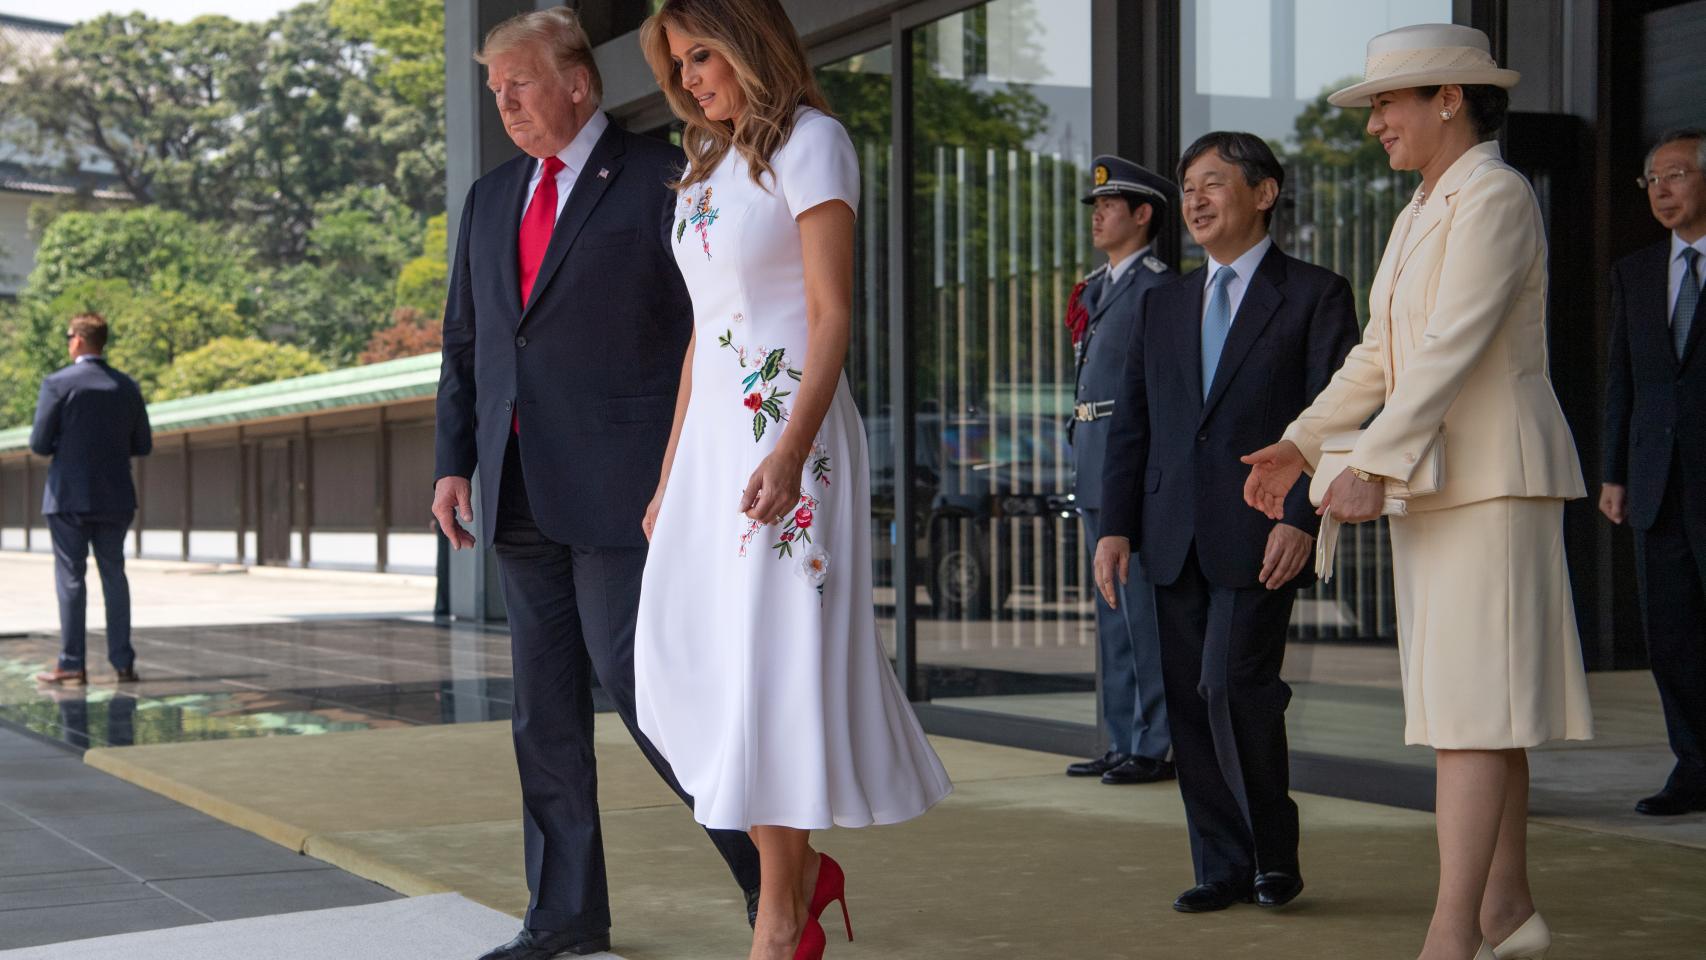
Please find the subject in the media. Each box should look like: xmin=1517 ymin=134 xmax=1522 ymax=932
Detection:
xmin=514 ymin=155 xmax=565 ymax=435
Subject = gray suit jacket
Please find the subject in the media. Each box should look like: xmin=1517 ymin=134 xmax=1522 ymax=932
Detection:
xmin=1072 ymin=252 xmax=1174 ymax=510
xmin=29 ymin=359 xmax=152 ymax=516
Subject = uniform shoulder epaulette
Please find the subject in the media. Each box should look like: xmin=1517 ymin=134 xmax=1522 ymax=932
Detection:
xmin=1142 ymin=254 xmax=1168 ymax=274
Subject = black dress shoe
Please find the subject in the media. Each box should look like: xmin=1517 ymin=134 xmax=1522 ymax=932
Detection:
xmin=1254 ymin=871 xmax=1304 ymax=907
xmin=1100 ymin=756 xmax=1177 ymax=785
xmin=1066 ymin=751 xmax=1129 ymax=777
xmin=1635 ymin=788 xmax=1706 ymax=816
xmin=1172 ymin=881 xmax=1253 ymax=913
xmin=476 ymin=928 xmax=611 ymax=959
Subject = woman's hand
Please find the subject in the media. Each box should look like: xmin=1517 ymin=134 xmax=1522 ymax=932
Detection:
xmin=1319 ymin=468 xmax=1385 ymax=523
xmin=642 ymin=486 xmax=665 ymax=542
xmin=1241 ymin=439 xmax=1307 ymax=520
xmin=739 ymin=446 xmax=807 ymax=525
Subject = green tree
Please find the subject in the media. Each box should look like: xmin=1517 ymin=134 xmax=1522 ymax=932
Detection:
xmin=153 ymin=336 xmax=327 ymax=400
xmin=393 ymin=212 xmax=448 ymax=318
xmin=258 ymin=185 xmax=420 ymax=363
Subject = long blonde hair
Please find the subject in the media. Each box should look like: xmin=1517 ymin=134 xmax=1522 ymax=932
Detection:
xmin=640 ymin=0 xmax=832 ymax=190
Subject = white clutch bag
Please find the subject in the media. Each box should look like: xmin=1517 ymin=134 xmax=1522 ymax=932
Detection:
xmin=1307 ymin=428 xmax=1444 ymax=582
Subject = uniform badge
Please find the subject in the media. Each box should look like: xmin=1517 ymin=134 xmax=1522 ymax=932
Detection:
xmin=1094 ymin=165 xmax=1109 ymax=186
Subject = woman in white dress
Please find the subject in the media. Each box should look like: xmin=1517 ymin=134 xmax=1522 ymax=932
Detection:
xmin=635 ymin=2 xmax=952 ymax=958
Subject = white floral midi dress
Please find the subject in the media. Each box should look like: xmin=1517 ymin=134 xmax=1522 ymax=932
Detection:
xmin=634 ymin=107 xmax=952 ymax=831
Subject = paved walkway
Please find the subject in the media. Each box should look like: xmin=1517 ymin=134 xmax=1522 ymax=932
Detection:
xmin=0 ymin=728 xmax=398 ymax=951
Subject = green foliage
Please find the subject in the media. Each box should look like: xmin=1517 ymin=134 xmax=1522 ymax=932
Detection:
xmin=393 ymin=212 xmax=449 ymax=318
xmin=258 ymin=186 xmax=422 ymax=364
xmin=153 ymin=336 xmax=327 ymax=401
xmin=328 ymin=0 xmax=445 ymax=109
xmin=1286 ymin=79 xmax=1392 ymax=170
xmin=22 ymin=208 xmax=250 ymax=309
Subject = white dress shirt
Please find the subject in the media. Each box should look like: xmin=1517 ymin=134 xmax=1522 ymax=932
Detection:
xmin=1106 ymin=244 xmax=1152 ymax=286
xmin=523 ymin=110 xmax=609 ymax=225
xmin=1668 ymin=230 xmax=1706 ymax=320
xmin=1201 ymin=234 xmax=1274 ymax=324
xmin=74 ymin=354 xmax=104 ymax=364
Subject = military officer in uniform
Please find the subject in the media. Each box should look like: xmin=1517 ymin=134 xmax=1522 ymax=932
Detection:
xmin=1064 ymin=156 xmax=1176 ymax=785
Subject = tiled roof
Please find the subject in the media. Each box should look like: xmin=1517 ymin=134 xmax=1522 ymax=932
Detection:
xmin=0 ymin=14 xmax=68 ymax=82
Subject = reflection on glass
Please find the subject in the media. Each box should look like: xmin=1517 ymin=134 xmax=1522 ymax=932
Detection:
xmin=910 ymin=0 xmax=1096 ymax=723
xmin=1180 ymin=1 xmax=1452 ymax=769
xmin=816 ymin=46 xmax=896 ymax=656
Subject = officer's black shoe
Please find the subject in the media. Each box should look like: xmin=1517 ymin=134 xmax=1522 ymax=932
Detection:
xmin=1172 ymin=881 xmax=1254 ymax=913
xmin=1066 ymin=750 xmax=1130 ymax=777
xmin=1254 ymin=871 xmax=1305 ymax=908
xmin=476 ymin=928 xmax=611 ymax=959
xmin=1635 ymin=787 xmax=1706 ymax=816
xmin=1100 ymin=756 xmax=1177 ymax=785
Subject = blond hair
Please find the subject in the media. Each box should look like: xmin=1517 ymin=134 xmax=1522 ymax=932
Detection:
xmin=640 ymin=0 xmax=831 ymax=190
xmin=68 ymin=312 xmax=109 ymax=351
xmin=475 ymin=6 xmax=603 ymax=104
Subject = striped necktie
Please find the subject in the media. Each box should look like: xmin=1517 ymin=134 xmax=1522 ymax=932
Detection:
xmin=1675 ymin=247 xmax=1700 ymax=360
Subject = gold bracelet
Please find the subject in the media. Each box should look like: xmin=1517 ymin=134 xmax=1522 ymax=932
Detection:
xmin=1349 ymin=466 xmax=1383 ymax=484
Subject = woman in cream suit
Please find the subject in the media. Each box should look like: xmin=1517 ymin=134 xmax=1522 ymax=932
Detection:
xmin=1242 ymin=25 xmax=1591 ymax=960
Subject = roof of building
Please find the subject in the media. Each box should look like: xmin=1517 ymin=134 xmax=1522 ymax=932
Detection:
xmin=0 ymin=352 xmax=441 ymax=455
xmin=0 ymin=14 xmax=68 ymax=83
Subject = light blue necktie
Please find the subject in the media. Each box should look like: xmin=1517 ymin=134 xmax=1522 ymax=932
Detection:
xmin=1675 ymin=247 xmax=1699 ymax=360
xmin=1201 ymin=265 xmax=1236 ymax=399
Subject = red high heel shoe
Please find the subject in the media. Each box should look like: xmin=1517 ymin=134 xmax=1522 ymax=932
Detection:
xmin=793 ymin=916 xmax=827 ymax=960
xmin=807 ymin=853 xmax=853 ymax=941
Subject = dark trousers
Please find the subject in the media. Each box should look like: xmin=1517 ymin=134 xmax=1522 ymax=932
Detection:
xmin=1153 ymin=544 xmax=1300 ymax=887
xmin=1081 ymin=508 xmax=1170 ymax=759
xmin=46 ymin=512 xmax=135 ymax=672
xmin=1635 ymin=460 xmax=1706 ymax=796
xmin=491 ymin=440 xmax=760 ymax=936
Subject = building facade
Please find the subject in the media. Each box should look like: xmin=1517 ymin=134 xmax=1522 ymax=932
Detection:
xmin=457 ymin=0 xmax=1706 ymax=793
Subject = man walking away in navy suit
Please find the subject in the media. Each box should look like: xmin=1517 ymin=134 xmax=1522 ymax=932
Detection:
xmin=1601 ymin=127 xmax=1706 ymax=817
xmin=30 ymin=312 xmax=152 ymax=687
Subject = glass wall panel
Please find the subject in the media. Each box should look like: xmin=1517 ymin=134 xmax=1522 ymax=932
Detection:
xmin=910 ymin=0 xmax=1097 ymax=726
xmin=816 ymin=46 xmax=897 ymax=655
xmin=1180 ymin=0 xmax=1453 ymax=769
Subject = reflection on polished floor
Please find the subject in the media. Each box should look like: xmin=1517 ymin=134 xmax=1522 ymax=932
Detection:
xmin=0 ymin=619 xmax=518 ymax=749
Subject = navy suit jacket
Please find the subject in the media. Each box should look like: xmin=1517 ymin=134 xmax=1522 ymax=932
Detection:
xmin=435 ymin=117 xmax=693 ymax=548
xmin=1604 ymin=241 xmax=1706 ymax=530
xmin=1072 ymin=253 xmax=1174 ymax=510
xmin=1100 ymin=243 xmax=1359 ymax=589
xmin=28 ymin=358 xmax=152 ymax=516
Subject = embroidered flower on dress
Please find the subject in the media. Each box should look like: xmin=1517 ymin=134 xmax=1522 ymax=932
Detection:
xmin=798 ymin=548 xmax=830 ymax=595
xmin=718 ymin=329 xmax=803 ymax=441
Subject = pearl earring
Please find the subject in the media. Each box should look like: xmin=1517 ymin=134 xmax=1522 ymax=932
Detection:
xmin=1440 ymin=110 xmax=1453 ymax=120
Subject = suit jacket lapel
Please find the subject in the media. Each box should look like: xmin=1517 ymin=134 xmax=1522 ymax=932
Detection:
xmin=1179 ymin=266 xmax=1207 ymax=410
xmin=1200 ymin=245 xmax=1284 ymax=425
xmin=500 ymin=159 xmax=531 ymax=321
xmin=520 ymin=120 xmax=627 ymax=324
xmin=1089 ymin=267 xmax=1136 ymax=323
xmin=1635 ymin=245 xmax=1681 ymax=375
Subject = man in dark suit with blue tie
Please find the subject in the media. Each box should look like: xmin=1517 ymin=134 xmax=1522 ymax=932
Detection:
xmin=1601 ymin=127 xmax=1706 ymax=817
xmin=30 ymin=312 xmax=152 ymax=687
xmin=1065 ymin=156 xmax=1175 ymax=786
xmin=1094 ymin=132 xmax=1358 ymax=913
xmin=428 ymin=11 xmax=759 ymax=959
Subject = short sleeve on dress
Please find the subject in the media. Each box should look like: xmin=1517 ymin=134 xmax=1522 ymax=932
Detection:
xmin=773 ymin=111 xmax=860 ymax=221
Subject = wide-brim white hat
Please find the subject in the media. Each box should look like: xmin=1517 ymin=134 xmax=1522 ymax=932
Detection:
xmin=1328 ymin=23 xmax=1519 ymax=108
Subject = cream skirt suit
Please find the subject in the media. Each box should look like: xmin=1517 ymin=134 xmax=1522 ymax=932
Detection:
xmin=1282 ymin=141 xmax=1593 ymax=749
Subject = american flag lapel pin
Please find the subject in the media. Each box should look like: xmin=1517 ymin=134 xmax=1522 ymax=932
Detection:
xmin=598 ymin=168 xmax=609 ymax=179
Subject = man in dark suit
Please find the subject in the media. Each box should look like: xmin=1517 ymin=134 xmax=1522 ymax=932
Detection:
xmin=30 ymin=312 xmax=152 ymax=688
xmin=429 ymin=11 xmax=759 ymax=959
xmin=1094 ymin=132 xmax=1358 ymax=913
xmin=1601 ymin=127 xmax=1706 ymax=817
xmin=1065 ymin=155 xmax=1175 ymax=786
